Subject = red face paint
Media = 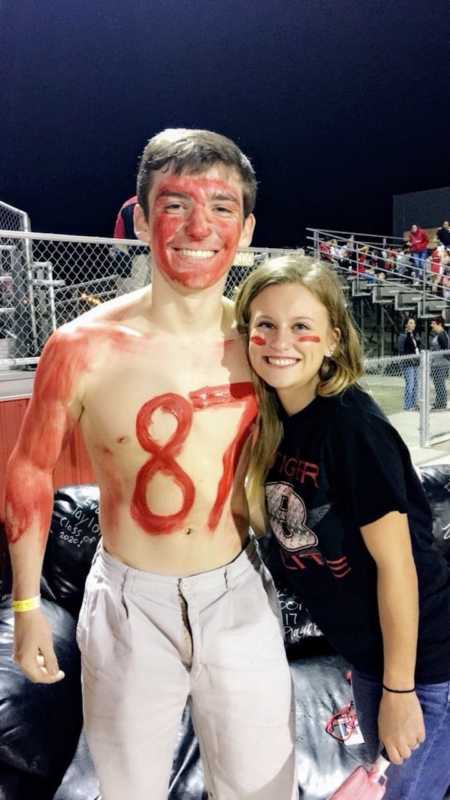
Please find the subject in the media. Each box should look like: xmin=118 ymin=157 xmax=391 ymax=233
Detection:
xmin=149 ymin=174 xmax=246 ymax=290
xmin=130 ymin=382 xmax=257 ymax=535
xmin=250 ymin=335 xmax=266 ymax=346
xmin=297 ymin=335 xmax=321 ymax=343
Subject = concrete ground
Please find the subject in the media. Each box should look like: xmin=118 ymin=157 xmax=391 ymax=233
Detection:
xmin=388 ymin=408 xmax=450 ymax=467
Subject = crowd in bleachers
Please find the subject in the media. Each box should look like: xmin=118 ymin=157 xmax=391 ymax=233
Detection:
xmin=319 ymin=220 xmax=450 ymax=299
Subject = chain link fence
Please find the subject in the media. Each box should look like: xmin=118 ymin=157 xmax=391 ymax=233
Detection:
xmin=0 ymin=228 xmax=297 ymax=368
xmin=364 ymin=350 xmax=450 ymax=448
xmin=2 ymin=222 xmax=450 ymax=449
xmin=0 ymin=203 xmax=35 ymax=362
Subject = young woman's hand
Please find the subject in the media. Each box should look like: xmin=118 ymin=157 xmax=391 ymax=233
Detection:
xmin=378 ymin=690 xmax=426 ymax=765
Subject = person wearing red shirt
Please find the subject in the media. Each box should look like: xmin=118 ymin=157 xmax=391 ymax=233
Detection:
xmin=113 ymin=195 xmax=138 ymax=240
xmin=408 ymin=225 xmax=429 ymax=276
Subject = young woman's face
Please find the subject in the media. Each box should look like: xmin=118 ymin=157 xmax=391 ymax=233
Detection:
xmin=248 ymin=282 xmax=339 ymax=414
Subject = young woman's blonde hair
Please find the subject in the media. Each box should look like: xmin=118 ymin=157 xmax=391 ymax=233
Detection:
xmin=234 ymin=254 xmax=364 ymax=501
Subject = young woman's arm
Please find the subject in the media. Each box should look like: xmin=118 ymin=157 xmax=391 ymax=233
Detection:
xmin=361 ymin=511 xmax=426 ymax=765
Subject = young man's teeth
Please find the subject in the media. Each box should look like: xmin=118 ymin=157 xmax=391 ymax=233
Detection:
xmin=178 ymin=249 xmax=215 ymax=259
xmin=267 ymin=357 xmax=298 ymax=366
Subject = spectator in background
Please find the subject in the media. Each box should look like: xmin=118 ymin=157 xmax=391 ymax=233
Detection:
xmin=430 ymin=316 xmax=449 ymax=410
xmin=398 ymin=318 xmax=421 ymax=411
xmin=112 ymin=195 xmax=149 ymax=294
xmin=345 ymin=236 xmax=356 ymax=270
xmin=329 ymin=239 xmax=340 ymax=265
xmin=427 ymin=244 xmax=448 ymax=294
xmin=113 ymin=195 xmax=138 ymax=240
xmin=337 ymin=242 xmax=351 ymax=271
xmin=442 ymin=267 xmax=450 ymax=301
xmin=357 ymin=244 xmax=369 ymax=273
xmin=368 ymin=248 xmax=381 ymax=271
xmin=319 ymin=239 xmax=332 ymax=261
xmin=396 ymin=244 xmax=412 ymax=278
xmin=408 ymin=224 xmax=429 ymax=276
xmin=436 ymin=220 xmax=450 ymax=248
xmin=384 ymin=247 xmax=397 ymax=272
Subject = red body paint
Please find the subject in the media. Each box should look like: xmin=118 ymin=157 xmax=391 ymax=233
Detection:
xmin=5 ymin=325 xmax=139 ymax=547
xmin=250 ymin=335 xmax=266 ymax=346
xmin=150 ymin=175 xmax=245 ymax=290
xmin=130 ymin=382 xmax=257 ymax=535
xmin=297 ymin=335 xmax=321 ymax=343
xmin=190 ymin=382 xmax=257 ymax=530
xmin=5 ymin=331 xmax=89 ymax=547
xmin=131 ymin=394 xmax=195 ymax=534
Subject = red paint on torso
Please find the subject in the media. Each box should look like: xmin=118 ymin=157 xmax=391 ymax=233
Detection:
xmin=131 ymin=394 xmax=195 ymax=534
xmin=130 ymin=382 xmax=257 ymax=535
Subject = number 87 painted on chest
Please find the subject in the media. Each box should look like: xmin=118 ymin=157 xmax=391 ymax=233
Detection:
xmin=130 ymin=382 xmax=257 ymax=535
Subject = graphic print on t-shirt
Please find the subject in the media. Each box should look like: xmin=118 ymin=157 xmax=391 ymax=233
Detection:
xmin=265 ymin=481 xmax=330 ymax=553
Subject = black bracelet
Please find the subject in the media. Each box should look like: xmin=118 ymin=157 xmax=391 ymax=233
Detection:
xmin=382 ymin=684 xmax=415 ymax=694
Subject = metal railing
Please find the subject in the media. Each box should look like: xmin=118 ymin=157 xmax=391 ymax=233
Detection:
xmin=306 ymin=227 xmax=449 ymax=311
xmin=0 ymin=203 xmax=37 ymax=359
xmin=1 ymin=221 xmax=449 ymax=449
xmin=0 ymin=228 xmax=301 ymax=369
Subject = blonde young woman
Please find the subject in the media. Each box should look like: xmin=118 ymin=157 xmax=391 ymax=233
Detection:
xmin=235 ymin=255 xmax=450 ymax=800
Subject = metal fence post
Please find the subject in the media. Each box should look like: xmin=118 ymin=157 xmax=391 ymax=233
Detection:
xmin=419 ymin=349 xmax=430 ymax=448
xmin=313 ymin=229 xmax=319 ymax=259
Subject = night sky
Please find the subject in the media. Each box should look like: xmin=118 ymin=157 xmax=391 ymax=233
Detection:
xmin=1 ymin=0 xmax=449 ymax=247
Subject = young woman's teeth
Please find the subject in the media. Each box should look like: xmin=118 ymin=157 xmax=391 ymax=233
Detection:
xmin=266 ymin=357 xmax=298 ymax=366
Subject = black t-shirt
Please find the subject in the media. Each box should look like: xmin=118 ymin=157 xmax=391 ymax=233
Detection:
xmin=265 ymin=386 xmax=450 ymax=682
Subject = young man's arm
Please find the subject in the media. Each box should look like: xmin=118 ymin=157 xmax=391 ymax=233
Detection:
xmin=5 ymin=330 xmax=84 ymax=683
xmin=360 ymin=511 xmax=426 ymax=765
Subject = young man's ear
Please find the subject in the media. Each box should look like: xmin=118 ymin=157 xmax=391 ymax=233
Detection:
xmin=134 ymin=204 xmax=150 ymax=244
xmin=238 ymin=213 xmax=256 ymax=248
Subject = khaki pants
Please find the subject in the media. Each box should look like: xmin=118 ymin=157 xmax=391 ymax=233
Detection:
xmin=76 ymin=540 xmax=297 ymax=800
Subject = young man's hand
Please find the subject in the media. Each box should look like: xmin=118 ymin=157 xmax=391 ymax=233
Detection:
xmin=378 ymin=690 xmax=425 ymax=764
xmin=13 ymin=609 xmax=65 ymax=684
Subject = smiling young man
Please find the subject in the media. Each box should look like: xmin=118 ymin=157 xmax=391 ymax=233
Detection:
xmin=5 ymin=130 xmax=297 ymax=800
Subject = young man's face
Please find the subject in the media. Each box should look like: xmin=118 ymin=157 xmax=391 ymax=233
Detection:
xmin=135 ymin=165 xmax=255 ymax=290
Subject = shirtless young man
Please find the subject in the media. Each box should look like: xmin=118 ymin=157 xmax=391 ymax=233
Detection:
xmin=5 ymin=130 xmax=297 ymax=800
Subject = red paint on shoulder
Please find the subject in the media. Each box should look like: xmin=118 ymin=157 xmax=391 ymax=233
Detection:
xmin=5 ymin=324 xmax=141 ymax=546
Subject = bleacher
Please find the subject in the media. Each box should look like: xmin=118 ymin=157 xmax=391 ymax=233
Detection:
xmin=306 ymin=228 xmax=448 ymax=357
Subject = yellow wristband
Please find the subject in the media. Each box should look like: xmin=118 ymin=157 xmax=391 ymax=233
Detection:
xmin=12 ymin=596 xmax=41 ymax=613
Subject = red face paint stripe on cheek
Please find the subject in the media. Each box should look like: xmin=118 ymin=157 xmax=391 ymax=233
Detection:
xmin=297 ymin=335 xmax=321 ymax=343
xmin=250 ymin=335 xmax=266 ymax=346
